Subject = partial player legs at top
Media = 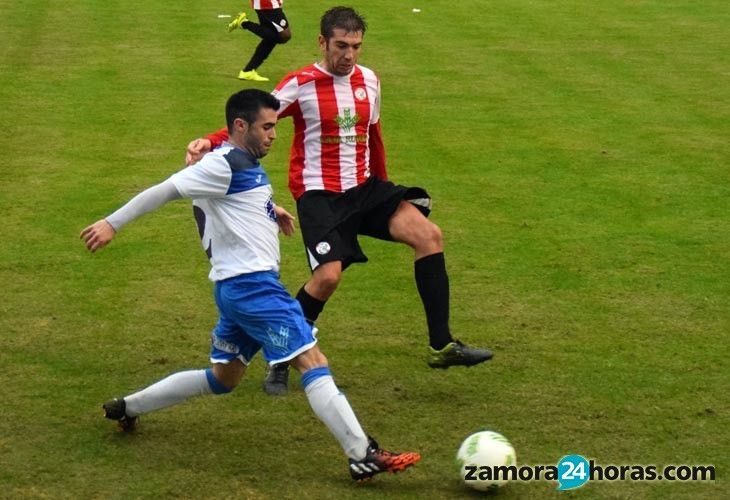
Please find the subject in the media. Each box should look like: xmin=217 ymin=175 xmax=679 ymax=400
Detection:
xmin=227 ymin=8 xmax=291 ymax=81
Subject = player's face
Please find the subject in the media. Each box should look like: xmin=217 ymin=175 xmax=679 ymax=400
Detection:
xmin=240 ymin=108 xmax=278 ymax=158
xmin=319 ymin=28 xmax=363 ymax=76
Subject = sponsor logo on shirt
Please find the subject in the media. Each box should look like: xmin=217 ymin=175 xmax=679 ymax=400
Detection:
xmin=320 ymin=134 xmax=367 ymax=144
xmin=335 ymin=108 xmax=360 ymax=132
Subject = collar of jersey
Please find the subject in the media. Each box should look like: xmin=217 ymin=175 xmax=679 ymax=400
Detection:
xmin=221 ymin=142 xmax=261 ymax=171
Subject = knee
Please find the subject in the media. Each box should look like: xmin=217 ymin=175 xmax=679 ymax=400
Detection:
xmin=427 ymin=222 xmax=443 ymax=247
xmin=278 ymin=29 xmax=292 ymax=43
xmin=417 ymin=221 xmax=443 ymax=253
xmin=209 ymin=363 xmax=245 ymax=393
xmin=291 ymin=346 xmax=328 ymax=374
xmin=310 ymin=266 xmax=341 ymax=298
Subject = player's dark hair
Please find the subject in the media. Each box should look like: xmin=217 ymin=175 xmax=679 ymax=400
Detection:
xmin=226 ymin=89 xmax=280 ymax=133
xmin=320 ymin=6 xmax=367 ymax=40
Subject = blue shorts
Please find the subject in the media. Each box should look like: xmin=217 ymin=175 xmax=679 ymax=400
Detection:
xmin=210 ymin=271 xmax=317 ymax=366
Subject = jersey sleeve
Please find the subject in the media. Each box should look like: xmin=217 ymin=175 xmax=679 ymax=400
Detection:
xmin=368 ymin=76 xmax=387 ymax=179
xmin=271 ymin=73 xmax=300 ymax=118
xmin=169 ymin=153 xmax=232 ymax=198
xmin=371 ymin=77 xmax=381 ymax=124
xmin=368 ymin=121 xmax=387 ymax=180
xmin=106 ymin=180 xmax=182 ymax=232
xmin=205 ymin=128 xmax=230 ymax=150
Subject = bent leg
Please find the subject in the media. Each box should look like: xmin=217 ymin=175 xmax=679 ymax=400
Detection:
xmin=267 ymin=261 xmax=340 ymax=396
xmin=277 ymin=26 xmax=292 ymax=43
xmin=388 ymin=201 xmax=453 ymax=349
xmin=294 ymin=260 xmax=342 ymax=325
xmin=388 ymin=202 xmax=494 ymax=366
xmin=241 ymin=10 xmax=288 ymax=71
xmin=304 ymin=260 xmax=342 ymax=302
xmin=388 ymin=201 xmax=443 ymax=259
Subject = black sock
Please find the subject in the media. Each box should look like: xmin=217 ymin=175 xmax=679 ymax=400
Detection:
xmin=415 ymin=252 xmax=454 ymax=350
xmin=243 ymin=39 xmax=277 ymax=72
xmin=296 ymin=286 xmax=326 ymax=325
xmin=241 ymin=21 xmax=276 ymax=40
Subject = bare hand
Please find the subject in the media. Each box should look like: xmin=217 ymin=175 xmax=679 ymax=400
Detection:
xmin=274 ymin=205 xmax=296 ymax=237
xmin=185 ymin=138 xmax=212 ymax=165
xmin=80 ymin=219 xmax=116 ymax=252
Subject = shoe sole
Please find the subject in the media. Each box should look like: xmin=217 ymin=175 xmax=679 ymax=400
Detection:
xmin=354 ymin=453 xmax=421 ymax=482
xmin=103 ymin=400 xmax=138 ymax=431
xmin=237 ymin=75 xmax=269 ymax=81
xmin=428 ymin=353 xmax=494 ymax=369
xmin=385 ymin=452 xmax=421 ymax=473
xmin=262 ymin=384 xmax=288 ymax=396
xmin=116 ymin=417 xmax=138 ymax=432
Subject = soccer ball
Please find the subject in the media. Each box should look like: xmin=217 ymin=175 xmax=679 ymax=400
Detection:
xmin=456 ymin=430 xmax=517 ymax=491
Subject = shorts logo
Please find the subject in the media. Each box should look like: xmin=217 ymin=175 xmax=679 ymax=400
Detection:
xmin=211 ymin=334 xmax=240 ymax=354
xmin=267 ymin=326 xmax=290 ymax=350
xmin=354 ymin=88 xmax=367 ymax=101
xmin=316 ymin=241 xmax=331 ymax=255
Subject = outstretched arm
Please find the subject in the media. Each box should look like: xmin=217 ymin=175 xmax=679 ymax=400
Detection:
xmin=80 ymin=180 xmax=182 ymax=252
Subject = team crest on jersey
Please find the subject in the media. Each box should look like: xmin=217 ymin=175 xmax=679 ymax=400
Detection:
xmin=267 ymin=326 xmax=290 ymax=349
xmin=354 ymin=87 xmax=367 ymax=101
xmin=316 ymin=241 xmax=331 ymax=255
xmin=335 ymin=108 xmax=360 ymax=132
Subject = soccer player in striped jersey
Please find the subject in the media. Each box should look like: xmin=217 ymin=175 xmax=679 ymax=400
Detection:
xmin=226 ymin=0 xmax=291 ymax=81
xmin=80 ymin=89 xmax=420 ymax=482
xmin=186 ymin=7 xmax=493 ymax=396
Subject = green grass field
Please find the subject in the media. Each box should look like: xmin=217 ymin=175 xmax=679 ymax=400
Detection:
xmin=1 ymin=0 xmax=727 ymax=498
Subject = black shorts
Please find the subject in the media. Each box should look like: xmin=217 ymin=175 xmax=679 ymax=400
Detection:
xmin=296 ymin=177 xmax=431 ymax=271
xmin=256 ymin=8 xmax=289 ymax=33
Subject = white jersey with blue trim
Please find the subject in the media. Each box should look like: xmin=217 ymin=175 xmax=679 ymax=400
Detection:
xmin=169 ymin=143 xmax=280 ymax=282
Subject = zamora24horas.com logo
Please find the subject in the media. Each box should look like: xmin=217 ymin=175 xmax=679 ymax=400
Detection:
xmin=464 ymin=454 xmax=716 ymax=490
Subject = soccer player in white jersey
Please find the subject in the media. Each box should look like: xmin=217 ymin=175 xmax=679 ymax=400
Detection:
xmin=80 ymin=89 xmax=420 ymax=482
xmin=226 ymin=0 xmax=291 ymax=81
xmin=186 ymin=7 xmax=493 ymax=396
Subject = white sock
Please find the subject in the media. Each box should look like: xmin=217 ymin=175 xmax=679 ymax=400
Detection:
xmin=124 ymin=369 xmax=214 ymax=417
xmin=304 ymin=374 xmax=369 ymax=460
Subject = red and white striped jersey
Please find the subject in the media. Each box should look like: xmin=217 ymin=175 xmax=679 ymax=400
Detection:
xmin=205 ymin=62 xmax=388 ymax=200
xmin=272 ymin=63 xmax=383 ymax=199
xmin=250 ymin=0 xmax=282 ymax=10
